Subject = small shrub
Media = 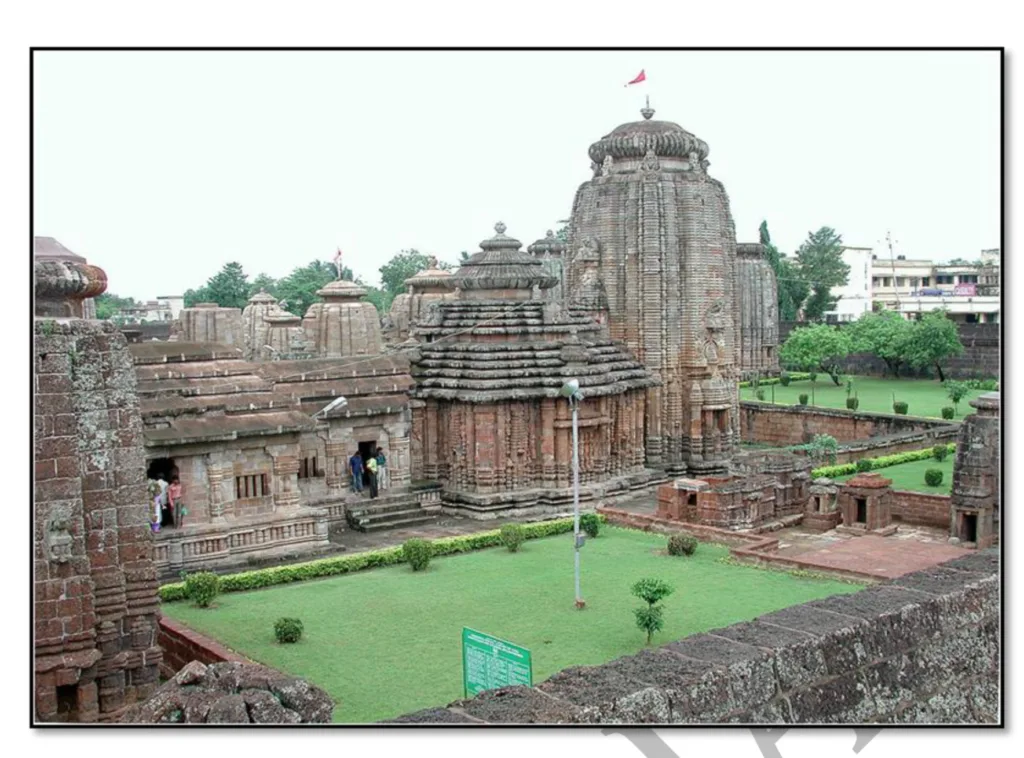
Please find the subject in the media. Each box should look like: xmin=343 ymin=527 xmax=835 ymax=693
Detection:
xmin=805 ymin=434 xmax=839 ymax=465
xmin=941 ymin=406 xmax=955 ymax=420
xmin=944 ymin=380 xmax=969 ymax=414
xmin=755 ymin=388 xmax=766 ymax=401
xmin=924 ymin=469 xmax=944 ymax=487
xmin=932 ymin=444 xmax=949 ymax=462
xmin=808 ymin=371 xmax=818 ymax=383
xmin=580 ymin=513 xmax=601 ymax=538
xmin=274 ymin=617 xmax=304 ymax=644
xmin=184 ymin=571 xmax=220 ymax=608
xmin=893 ymin=401 xmax=909 ymax=415
xmin=667 ymin=534 xmax=698 ymax=556
xmin=779 ymin=372 xmax=791 ymax=386
xmin=846 ymin=396 xmax=859 ymax=410
xmin=402 ymin=538 xmax=432 ymax=571
xmin=631 ymin=578 xmax=674 ymax=645
xmin=855 ymin=459 xmax=873 ymax=472
xmin=499 ymin=524 xmax=526 ymax=553
xmin=798 ymin=393 xmax=809 ymax=405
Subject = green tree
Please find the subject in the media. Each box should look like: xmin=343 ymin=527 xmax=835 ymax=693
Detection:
xmin=905 ymin=310 xmax=964 ymax=382
xmin=944 ymin=380 xmax=970 ymax=415
xmin=848 ymin=310 xmax=914 ymax=377
xmin=631 ymin=578 xmax=674 ymax=645
xmin=759 ymin=221 xmax=810 ymax=322
xmin=361 ymin=285 xmax=391 ymax=315
xmin=248 ymin=273 xmax=280 ymax=299
xmin=93 ymin=293 xmax=138 ymax=320
xmin=779 ymin=323 xmax=851 ymax=385
xmin=794 ymin=226 xmax=850 ymax=321
xmin=276 ymin=260 xmax=348 ymax=317
xmin=184 ymin=262 xmax=250 ymax=309
xmin=379 ymin=249 xmax=432 ymax=302
xmin=554 ymin=222 xmax=570 ymax=244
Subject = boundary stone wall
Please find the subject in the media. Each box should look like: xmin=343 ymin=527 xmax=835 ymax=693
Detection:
xmin=387 ymin=550 xmax=999 ymax=724
xmin=779 ymin=322 xmax=999 ymax=380
xmin=157 ymin=617 xmax=253 ymax=678
xmin=892 ymin=491 xmax=951 ymax=529
xmin=740 ymin=402 xmax=954 ymax=446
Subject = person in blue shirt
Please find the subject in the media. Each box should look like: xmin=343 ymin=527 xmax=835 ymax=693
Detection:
xmin=349 ymin=451 xmax=363 ymax=493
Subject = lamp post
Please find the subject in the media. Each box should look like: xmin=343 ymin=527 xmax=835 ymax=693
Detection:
xmin=560 ymin=378 xmax=585 ymax=609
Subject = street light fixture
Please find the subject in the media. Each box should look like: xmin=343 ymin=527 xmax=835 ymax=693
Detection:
xmin=560 ymin=378 xmax=586 ymax=609
xmin=315 ymin=396 xmax=348 ymax=418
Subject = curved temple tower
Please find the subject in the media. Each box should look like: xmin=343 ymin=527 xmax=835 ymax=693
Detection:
xmin=566 ymin=103 xmax=740 ymax=475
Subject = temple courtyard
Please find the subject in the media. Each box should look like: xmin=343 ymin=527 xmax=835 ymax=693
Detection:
xmin=740 ymin=375 xmax=990 ymax=418
xmin=162 ymin=526 xmax=862 ymax=723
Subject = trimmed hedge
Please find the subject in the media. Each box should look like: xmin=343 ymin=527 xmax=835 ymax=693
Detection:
xmin=812 ymin=442 xmax=956 ymax=479
xmin=159 ymin=516 xmax=589 ymax=602
xmin=739 ymin=372 xmax=812 ymax=389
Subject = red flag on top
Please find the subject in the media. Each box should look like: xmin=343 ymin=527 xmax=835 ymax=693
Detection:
xmin=625 ymin=69 xmax=646 ymax=86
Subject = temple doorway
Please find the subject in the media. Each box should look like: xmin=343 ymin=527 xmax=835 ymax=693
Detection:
xmin=855 ymin=497 xmax=867 ymax=524
xmin=358 ymin=441 xmax=378 ymax=486
xmin=960 ymin=512 xmax=978 ymax=544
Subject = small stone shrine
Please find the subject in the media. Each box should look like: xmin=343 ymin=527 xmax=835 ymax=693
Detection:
xmin=736 ymin=242 xmax=781 ymax=378
xmin=385 ymin=256 xmax=454 ymax=343
xmin=303 ymin=278 xmax=383 ymax=358
xmin=836 ymin=472 xmax=897 ymax=536
xmin=804 ymin=477 xmax=842 ymax=532
xmin=950 ymin=392 xmax=1000 ymax=549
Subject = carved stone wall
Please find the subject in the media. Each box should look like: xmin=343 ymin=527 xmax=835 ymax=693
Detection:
xmin=34 ymin=318 xmax=161 ymax=722
xmin=950 ymin=393 xmax=999 ymax=548
xmin=567 ymin=108 xmax=740 ymax=475
xmin=736 ymin=242 xmax=780 ymax=378
xmin=303 ymin=279 xmax=383 ymax=358
xmin=177 ymin=304 xmax=244 ymax=347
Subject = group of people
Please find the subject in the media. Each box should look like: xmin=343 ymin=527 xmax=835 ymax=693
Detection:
xmin=349 ymin=448 xmax=388 ymax=499
xmin=148 ymin=475 xmax=185 ymax=532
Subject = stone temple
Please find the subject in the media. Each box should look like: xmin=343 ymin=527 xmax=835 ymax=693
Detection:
xmin=565 ymin=102 xmax=742 ymax=475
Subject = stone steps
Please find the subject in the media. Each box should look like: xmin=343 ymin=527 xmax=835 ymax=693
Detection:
xmin=345 ymin=492 xmax=439 ymax=533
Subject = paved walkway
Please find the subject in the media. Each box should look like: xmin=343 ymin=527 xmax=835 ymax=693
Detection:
xmin=329 ymin=512 xmax=549 ymax=553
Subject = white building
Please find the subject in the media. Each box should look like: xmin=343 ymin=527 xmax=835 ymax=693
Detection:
xmin=828 ymin=246 xmax=873 ymax=321
xmin=827 ymin=248 xmax=1000 ymax=324
xmin=117 ymin=295 xmax=184 ymax=324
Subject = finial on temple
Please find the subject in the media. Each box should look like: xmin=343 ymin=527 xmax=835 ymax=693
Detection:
xmin=641 ymin=95 xmax=654 ymax=120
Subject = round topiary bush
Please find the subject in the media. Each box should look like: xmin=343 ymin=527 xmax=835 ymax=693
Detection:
xmin=941 ymin=406 xmax=955 ymax=420
xmin=499 ymin=523 xmax=526 ymax=553
xmin=274 ymin=617 xmax=304 ymax=644
xmin=924 ymin=469 xmax=944 ymax=487
xmin=846 ymin=397 xmax=860 ymax=410
xmin=893 ymin=401 xmax=909 ymax=415
xmin=755 ymin=388 xmax=766 ymax=401
xmin=798 ymin=394 xmax=809 ymax=406
xmin=933 ymin=444 xmax=949 ymax=462
xmin=184 ymin=571 xmax=220 ymax=608
xmin=402 ymin=538 xmax=432 ymax=571
xmin=667 ymin=534 xmax=698 ymax=557
xmin=855 ymin=458 xmax=873 ymax=472
xmin=779 ymin=372 xmax=791 ymax=386
xmin=580 ymin=513 xmax=601 ymax=539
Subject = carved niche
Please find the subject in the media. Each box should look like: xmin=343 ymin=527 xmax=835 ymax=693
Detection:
xmin=640 ymin=149 xmax=660 ymax=177
xmin=44 ymin=507 xmax=74 ymax=564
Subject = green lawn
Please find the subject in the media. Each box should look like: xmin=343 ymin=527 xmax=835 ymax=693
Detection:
xmin=163 ymin=528 xmax=860 ymax=723
xmin=742 ymin=375 xmax=986 ymax=419
xmin=835 ymin=456 xmax=954 ymax=494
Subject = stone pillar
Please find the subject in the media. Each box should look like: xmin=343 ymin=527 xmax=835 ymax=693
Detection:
xmin=271 ymin=455 xmax=300 ymax=509
xmin=389 ymin=431 xmax=411 ymax=489
xmin=950 ymin=392 xmax=999 ymax=549
xmin=325 ymin=441 xmax=348 ymax=494
xmin=206 ymin=461 xmax=233 ymax=520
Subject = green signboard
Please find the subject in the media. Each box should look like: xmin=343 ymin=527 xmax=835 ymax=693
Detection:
xmin=462 ymin=627 xmax=533 ymax=697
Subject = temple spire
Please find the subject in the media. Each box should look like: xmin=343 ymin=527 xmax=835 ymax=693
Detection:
xmin=641 ymin=95 xmax=654 ymax=120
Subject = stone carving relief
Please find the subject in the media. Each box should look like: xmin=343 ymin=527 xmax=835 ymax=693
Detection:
xmin=422 ymin=302 xmax=443 ymax=326
xmin=640 ymin=149 xmax=660 ymax=176
xmin=44 ymin=507 xmax=74 ymax=564
xmin=601 ymin=155 xmax=614 ymax=176
xmin=705 ymin=297 xmax=728 ymax=332
xmin=590 ymin=160 xmax=601 ymax=178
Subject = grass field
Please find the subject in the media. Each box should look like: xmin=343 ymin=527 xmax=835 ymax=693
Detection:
xmin=163 ymin=528 xmax=861 ymax=723
xmin=835 ymin=456 xmax=954 ymax=494
xmin=741 ymin=375 xmax=987 ymax=419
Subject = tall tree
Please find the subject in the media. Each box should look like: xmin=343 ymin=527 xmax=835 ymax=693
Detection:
xmin=184 ymin=262 xmax=250 ymax=309
xmin=759 ymin=221 xmax=810 ymax=322
xmin=794 ymin=226 xmax=850 ymax=321
xmin=93 ymin=293 xmax=138 ymax=320
xmin=248 ymin=273 xmax=280 ymax=299
xmin=779 ymin=323 xmax=851 ymax=385
xmin=848 ymin=310 xmax=914 ymax=377
xmin=276 ymin=260 xmax=349 ymax=317
xmin=379 ymin=249 xmax=433 ymax=301
xmin=458 ymin=250 xmax=471 ymax=264
xmin=904 ymin=309 xmax=964 ymax=382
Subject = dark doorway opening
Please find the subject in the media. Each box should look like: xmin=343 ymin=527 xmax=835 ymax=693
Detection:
xmin=961 ymin=513 xmax=978 ymax=544
xmin=56 ymin=684 xmax=77 ymax=721
xmin=146 ymin=457 xmax=178 ymax=527
xmin=358 ymin=441 xmax=378 ymax=486
xmin=855 ymin=497 xmax=867 ymax=524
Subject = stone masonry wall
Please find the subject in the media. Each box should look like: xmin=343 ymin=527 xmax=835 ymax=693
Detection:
xmin=35 ymin=320 xmax=162 ymax=722
xmin=779 ymin=322 xmax=1000 ymax=380
xmin=157 ymin=617 xmax=252 ymax=678
xmin=740 ymin=402 xmax=952 ymax=446
xmin=892 ymin=491 xmax=951 ymax=529
xmin=389 ymin=550 xmax=999 ymax=724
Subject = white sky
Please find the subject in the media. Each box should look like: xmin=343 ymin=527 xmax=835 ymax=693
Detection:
xmin=32 ymin=50 xmax=1000 ymax=301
